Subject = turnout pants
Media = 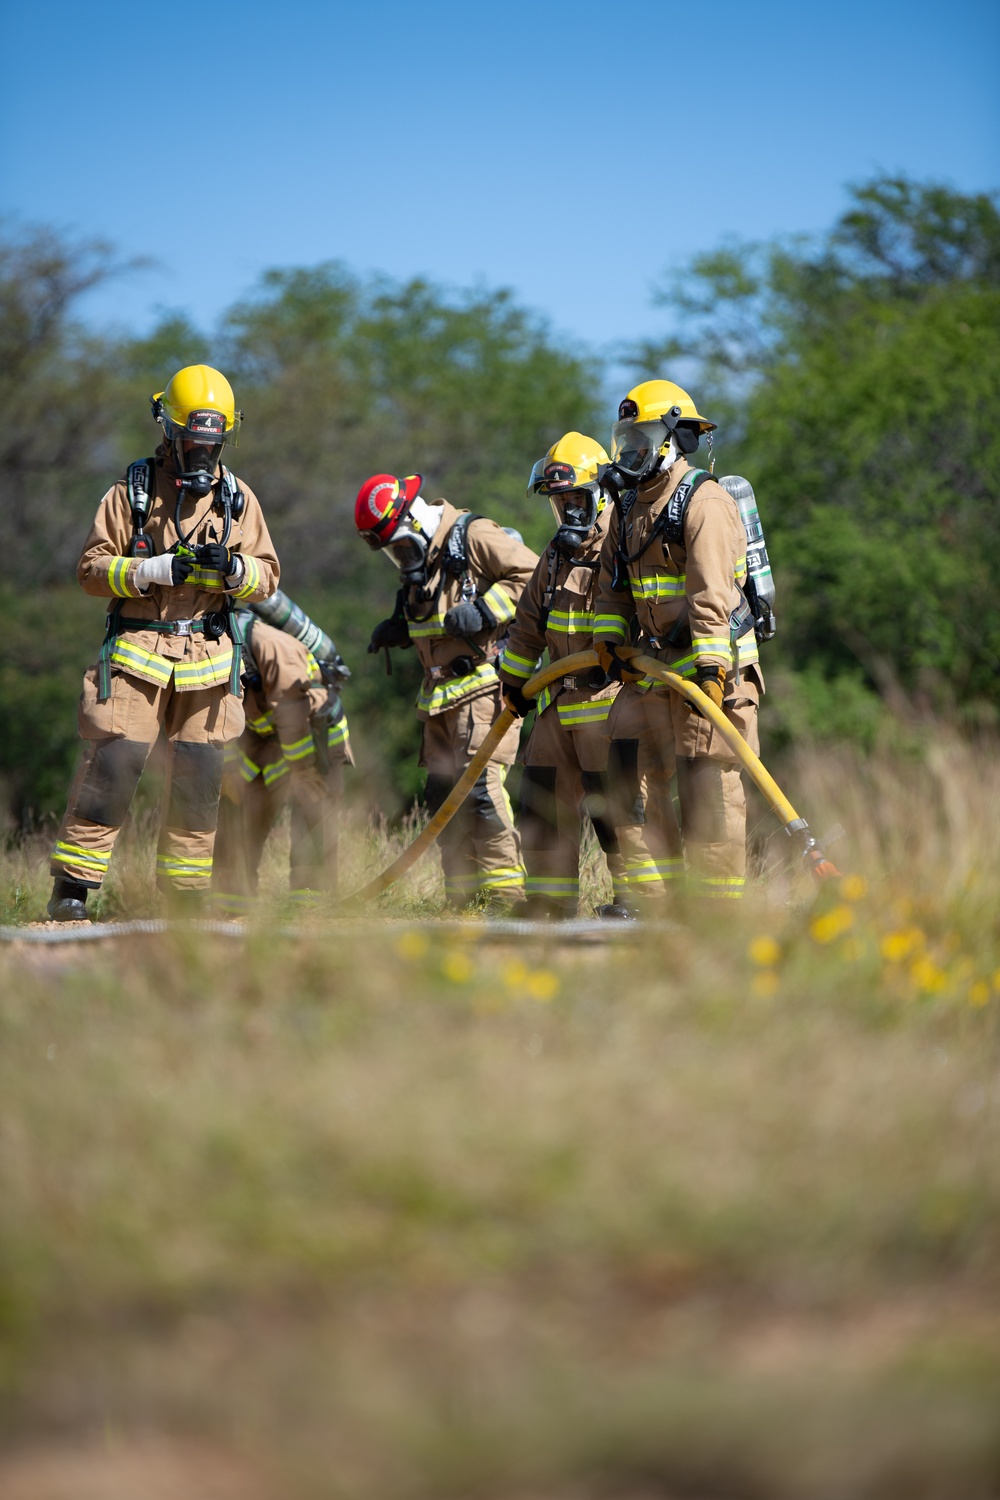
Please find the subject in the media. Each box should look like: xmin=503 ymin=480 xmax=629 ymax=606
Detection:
xmin=519 ymin=706 xmax=626 ymax=917
xmin=421 ymin=690 xmax=524 ymax=907
xmin=51 ymin=667 xmax=244 ymax=893
xmin=213 ymin=735 xmax=351 ymax=908
xmin=606 ymin=673 xmax=760 ymax=904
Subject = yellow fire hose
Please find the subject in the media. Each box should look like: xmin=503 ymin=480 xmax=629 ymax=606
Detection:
xmin=340 ymin=647 xmax=838 ymax=907
xmin=340 ymin=651 xmax=598 ymax=905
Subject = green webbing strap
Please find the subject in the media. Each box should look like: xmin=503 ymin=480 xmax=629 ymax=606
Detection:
xmin=97 ymin=601 xmax=123 ymax=702
xmin=227 ymin=605 xmax=245 ymax=696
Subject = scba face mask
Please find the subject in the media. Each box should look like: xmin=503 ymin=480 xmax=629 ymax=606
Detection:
xmin=384 ymin=497 xmax=443 ymax=586
xmin=168 ymin=410 xmax=228 ymax=498
xmin=549 ymin=489 xmax=599 ymax=556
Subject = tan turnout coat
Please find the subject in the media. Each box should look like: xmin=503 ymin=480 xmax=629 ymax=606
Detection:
xmin=401 ymin=502 xmax=537 ymax=718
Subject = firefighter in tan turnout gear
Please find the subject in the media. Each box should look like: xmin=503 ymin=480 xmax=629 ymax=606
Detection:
xmin=213 ymin=616 xmax=353 ymax=911
xmin=47 ymin=365 xmax=279 ymax=921
xmin=357 ymin=473 xmax=537 ymax=911
xmin=497 ymin=433 xmax=629 ymax=920
xmin=594 ymin=380 xmax=763 ymax=907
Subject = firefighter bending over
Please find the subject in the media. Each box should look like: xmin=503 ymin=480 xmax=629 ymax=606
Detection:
xmin=357 ymin=473 xmax=537 ymax=913
xmin=497 ymin=433 xmax=629 ymax=920
xmin=213 ymin=616 xmax=353 ymax=911
xmin=594 ymin=380 xmax=764 ymax=908
xmin=47 ymin=365 xmax=279 ymax=921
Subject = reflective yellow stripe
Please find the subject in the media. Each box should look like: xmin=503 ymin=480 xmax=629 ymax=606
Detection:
xmin=480 ymin=865 xmax=525 ymax=890
xmin=408 ymin=611 xmax=447 ymax=639
xmin=246 ymin=711 xmax=275 ymax=735
xmin=498 ymin=647 xmax=536 ymax=678
xmin=52 ymin=842 xmax=111 ymax=872
xmin=236 ymin=750 xmax=260 ymax=782
xmin=263 ymin=759 xmax=290 ymax=786
xmin=634 ymin=572 xmax=685 ymax=601
xmin=232 ymin=554 xmax=261 ymax=600
xmin=109 ymin=641 xmax=174 ymax=685
xmin=282 ymin=733 xmax=315 ymax=763
xmin=594 ymin=613 xmax=629 ymax=642
xmin=173 ymin=649 xmax=234 ymax=691
xmin=107 ymin=556 xmax=137 ymax=598
xmin=697 ymin=876 xmax=745 ymax=899
xmin=625 ymin=857 xmax=684 ymax=885
xmin=156 ymin=853 xmax=213 ymax=882
xmin=526 ymin=876 xmax=579 ymax=895
xmin=691 ymin=636 xmax=732 ymax=658
xmin=327 ymin=719 xmax=350 ymax=747
xmin=482 ymin=582 xmax=516 ymax=624
xmin=416 ymin=662 xmax=497 ymax=715
xmin=555 ymin=698 xmax=613 ymax=726
xmin=185 ymin=566 xmax=226 ymax=591
xmin=547 ymin=608 xmax=594 ymax=633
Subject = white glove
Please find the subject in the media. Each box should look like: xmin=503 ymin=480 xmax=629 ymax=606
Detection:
xmin=134 ymin=553 xmax=191 ymax=591
xmin=225 ymin=555 xmax=246 ymax=589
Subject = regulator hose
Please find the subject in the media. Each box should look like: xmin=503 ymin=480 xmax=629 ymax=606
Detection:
xmin=339 ymin=647 xmax=838 ymax=906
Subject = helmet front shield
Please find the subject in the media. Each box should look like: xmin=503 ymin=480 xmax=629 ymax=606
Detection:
xmin=609 ymin=417 xmax=668 ymax=481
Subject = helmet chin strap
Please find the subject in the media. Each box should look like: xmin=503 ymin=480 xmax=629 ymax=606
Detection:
xmin=652 ymin=434 xmax=682 ymax=477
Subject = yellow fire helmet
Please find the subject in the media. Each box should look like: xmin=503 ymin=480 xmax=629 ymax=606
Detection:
xmin=151 ymin=364 xmax=242 ymax=445
xmin=528 ymin=431 xmax=610 ymax=497
xmin=528 ymin=431 xmax=611 ymax=551
xmin=610 ymin=379 xmax=715 ymax=484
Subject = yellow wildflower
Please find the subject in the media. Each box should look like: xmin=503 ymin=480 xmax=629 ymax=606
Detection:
xmin=969 ymin=981 xmax=991 ymax=1008
xmin=992 ymin=969 xmax=1000 ymax=994
xmin=524 ymin=969 xmax=560 ymax=1002
xmin=441 ymin=950 xmax=475 ymax=983
xmin=880 ymin=927 xmax=925 ymax=963
xmin=809 ymin=904 xmax=854 ymax=944
xmin=395 ymin=930 xmax=430 ymax=960
xmin=840 ymin=874 xmax=868 ymax=902
xmin=909 ymin=956 xmax=946 ymax=994
xmin=501 ymin=959 xmax=529 ymax=989
xmin=748 ymin=934 xmax=781 ymax=967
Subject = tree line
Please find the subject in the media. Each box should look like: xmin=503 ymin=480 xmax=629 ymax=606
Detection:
xmin=1 ymin=174 xmax=997 ymax=824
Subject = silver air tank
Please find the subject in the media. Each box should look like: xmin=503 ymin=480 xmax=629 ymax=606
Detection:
xmin=250 ymin=590 xmax=350 ymax=679
xmin=719 ymin=475 xmax=776 ymax=642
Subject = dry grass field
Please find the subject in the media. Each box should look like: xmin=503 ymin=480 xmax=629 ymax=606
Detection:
xmin=1 ymin=731 xmax=999 ymax=1499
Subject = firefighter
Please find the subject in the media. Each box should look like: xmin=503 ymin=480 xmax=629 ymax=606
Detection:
xmin=212 ymin=616 xmax=353 ymax=911
xmin=357 ymin=474 xmax=537 ymax=912
xmin=593 ymin=380 xmax=763 ymax=907
xmin=497 ymin=433 xmax=629 ymax=920
xmin=47 ymin=365 xmax=279 ymax=921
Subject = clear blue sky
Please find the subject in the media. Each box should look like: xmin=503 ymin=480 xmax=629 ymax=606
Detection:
xmin=2 ymin=0 xmax=997 ymax=352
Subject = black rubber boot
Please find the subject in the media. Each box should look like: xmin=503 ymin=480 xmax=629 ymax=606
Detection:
xmin=47 ymin=877 xmax=92 ymax=923
xmin=595 ymin=900 xmax=638 ymax=921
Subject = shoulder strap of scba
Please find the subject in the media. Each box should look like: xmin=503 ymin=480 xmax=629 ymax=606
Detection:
xmin=124 ymin=459 xmax=244 ymax=556
xmin=617 ymin=468 xmax=711 ymax=572
xmin=442 ymin=511 xmax=482 ymax=575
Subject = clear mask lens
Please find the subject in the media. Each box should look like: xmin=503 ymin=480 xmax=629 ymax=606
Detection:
xmin=610 ymin=418 xmax=666 ymax=475
xmin=386 ymin=534 xmax=427 ymax=574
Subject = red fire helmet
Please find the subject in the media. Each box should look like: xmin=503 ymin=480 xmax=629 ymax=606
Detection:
xmin=355 ymin=473 xmax=423 ymax=549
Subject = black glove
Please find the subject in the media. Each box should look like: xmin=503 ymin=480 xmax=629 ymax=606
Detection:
xmin=368 ymin=616 xmax=411 ymax=653
xmin=171 ymin=554 xmax=194 ymax=585
xmin=501 ymin=681 xmax=533 ymax=718
xmin=195 ymin=542 xmax=234 ymax=572
xmin=443 ymin=599 xmax=491 ymax=637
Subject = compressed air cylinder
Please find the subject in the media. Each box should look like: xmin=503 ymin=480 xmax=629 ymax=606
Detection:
xmin=250 ymin=589 xmax=349 ymax=675
xmin=719 ymin=475 xmax=777 ymax=641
